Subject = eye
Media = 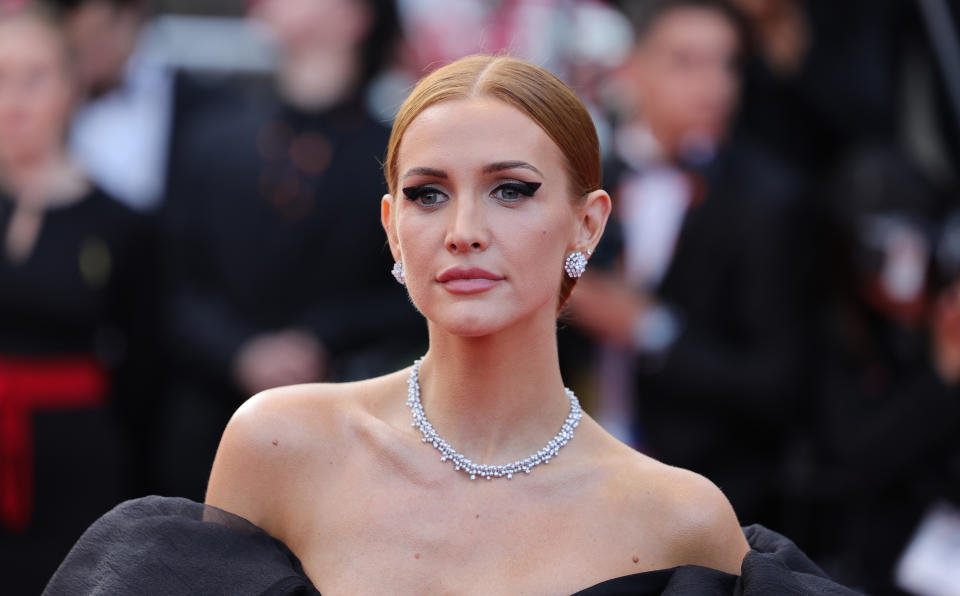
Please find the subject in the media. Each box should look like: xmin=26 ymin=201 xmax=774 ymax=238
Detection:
xmin=491 ymin=181 xmax=541 ymax=203
xmin=402 ymin=185 xmax=449 ymax=207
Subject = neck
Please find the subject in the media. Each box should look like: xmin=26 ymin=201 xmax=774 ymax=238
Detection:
xmin=277 ymin=48 xmax=360 ymax=111
xmin=415 ymin=305 xmax=572 ymax=466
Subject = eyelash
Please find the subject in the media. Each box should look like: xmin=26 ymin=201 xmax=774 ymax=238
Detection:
xmin=401 ymin=181 xmax=541 ymax=207
xmin=402 ymin=185 xmax=446 ymax=207
xmin=492 ymin=181 xmax=541 ymax=203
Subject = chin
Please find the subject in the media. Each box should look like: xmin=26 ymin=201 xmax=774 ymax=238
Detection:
xmin=414 ymin=285 xmax=556 ymax=338
xmin=437 ymin=311 xmax=508 ymax=338
xmin=422 ymin=301 xmax=517 ymax=338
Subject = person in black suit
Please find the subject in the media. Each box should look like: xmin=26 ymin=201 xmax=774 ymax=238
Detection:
xmin=156 ymin=0 xmax=425 ymax=501
xmin=568 ymin=0 xmax=810 ymax=528
xmin=0 ymin=6 xmax=157 ymax=592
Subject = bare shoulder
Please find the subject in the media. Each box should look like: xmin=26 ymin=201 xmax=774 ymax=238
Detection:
xmin=598 ymin=441 xmax=750 ymax=575
xmin=204 ymin=371 xmax=405 ymax=526
xmin=654 ymin=464 xmax=750 ymax=574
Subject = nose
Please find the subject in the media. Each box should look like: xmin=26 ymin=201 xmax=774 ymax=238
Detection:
xmin=444 ymin=194 xmax=489 ymax=254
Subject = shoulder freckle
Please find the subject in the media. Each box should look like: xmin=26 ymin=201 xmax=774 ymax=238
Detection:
xmin=206 ymin=382 xmax=353 ymax=522
xmin=227 ymin=383 xmax=345 ymax=452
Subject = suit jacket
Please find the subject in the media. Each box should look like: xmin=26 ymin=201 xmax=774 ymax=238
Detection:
xmin=161 ymin=88 xmax=425 ymax=400
xmin=602 ymin=137 xmax=812 ymax=524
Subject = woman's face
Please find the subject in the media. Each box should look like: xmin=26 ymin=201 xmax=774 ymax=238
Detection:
xmin=0 ymin=16 xmax=73 ymax=165
xmin=383 ymin=97 xmax=592 ymax=337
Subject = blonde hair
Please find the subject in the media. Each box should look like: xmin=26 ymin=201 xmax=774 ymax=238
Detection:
xmin=384 ymin=55 xmax=601 ymax=307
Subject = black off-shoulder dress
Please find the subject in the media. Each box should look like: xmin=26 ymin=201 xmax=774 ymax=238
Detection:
xmin=43 ymin=496 xmax=860 ymax=595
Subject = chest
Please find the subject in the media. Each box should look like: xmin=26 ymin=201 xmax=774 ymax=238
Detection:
xmin=281 ymin=474 xmax=667 ymax=595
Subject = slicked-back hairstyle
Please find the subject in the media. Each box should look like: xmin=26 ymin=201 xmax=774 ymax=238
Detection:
xmin=384 ymin=54 xmax=602 ymax=309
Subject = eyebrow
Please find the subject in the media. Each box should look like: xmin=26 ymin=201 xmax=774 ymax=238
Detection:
xmin=482 ymin=161 xmax=543 ymax=176
xmin=401 ymin=167 xmax=448 ymax=181
xmin=400 ymin=161 xmax=544 ymax=182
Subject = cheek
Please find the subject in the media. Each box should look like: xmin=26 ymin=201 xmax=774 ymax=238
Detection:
xmin=394 ymin=207 xmax=440 ymax=295
xmin=497 ymin=213 xmax=568 ymax=296
xmin=395 ymin=206 xmax=433 ymax=258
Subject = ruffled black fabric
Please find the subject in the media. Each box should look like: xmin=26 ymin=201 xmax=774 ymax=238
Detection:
xmin=43 ymin=496 xmax=318 ymax=596
xmin=44 ymin=496 xmax=859 ymax=595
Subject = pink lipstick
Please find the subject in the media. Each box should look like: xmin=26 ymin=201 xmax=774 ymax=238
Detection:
xmin=436 ymin=267 xmax=504 ymax=294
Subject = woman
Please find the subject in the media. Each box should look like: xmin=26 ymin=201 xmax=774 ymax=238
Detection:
xmin=0 ymin=4 xmax=154 ymax=594
xmin=205 ymin=53 xmax=748 ymax=593
xmin=47 ymin=55 xmax=854 ymax=595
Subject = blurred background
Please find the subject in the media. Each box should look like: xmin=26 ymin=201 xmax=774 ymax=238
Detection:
xmin=0 ymin=0 xmax=958 ymax=594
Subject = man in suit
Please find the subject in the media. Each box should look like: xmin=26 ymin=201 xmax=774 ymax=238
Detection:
xmin=156 ymin=0 xmax=425 ymax=501
xmin=569 ymin=0 xmax=810 ymax=528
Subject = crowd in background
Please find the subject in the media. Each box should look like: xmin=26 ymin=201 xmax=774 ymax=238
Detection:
xmin=0 ymin=0 xmax=958 ymax=594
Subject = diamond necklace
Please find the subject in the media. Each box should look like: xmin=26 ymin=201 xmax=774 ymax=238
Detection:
xmin=406 ymin=357 xmax=583 ymax=480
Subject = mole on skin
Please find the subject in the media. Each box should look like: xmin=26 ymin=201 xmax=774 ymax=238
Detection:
xmin=632 ymin=555 xmax=640 ymax=564
xmin=271 ymin=440 xmax=278 ymax=447
xmin=414 ymin=553 xmax=421 ymax=559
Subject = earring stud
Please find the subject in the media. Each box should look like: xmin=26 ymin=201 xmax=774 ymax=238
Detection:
xmin=564 ymin=249 xmax=591 ymax=279
xmin=391 ymin=260 xmax=405 ymax=285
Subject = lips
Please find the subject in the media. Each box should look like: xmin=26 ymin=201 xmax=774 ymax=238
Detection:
xmin=437 ymin=267 xmax=502 ymax=282
xmin=436 ymin=267 xmax=504 ymax=294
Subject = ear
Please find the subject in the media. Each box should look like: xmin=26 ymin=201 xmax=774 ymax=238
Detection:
xmin=381 ymin=193 xmax=401 ymax=260
xmin=573 ymin=189 xmax=611 ymax=253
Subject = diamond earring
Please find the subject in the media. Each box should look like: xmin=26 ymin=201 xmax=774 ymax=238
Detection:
xmin=391 ymin=260 xmax=406 ymax=285
xmin=564 ymin=249 xmax=591 ymax=279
